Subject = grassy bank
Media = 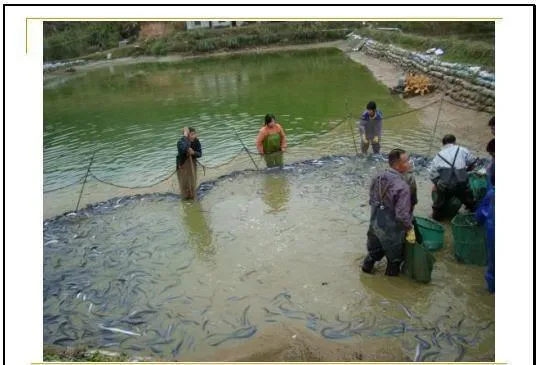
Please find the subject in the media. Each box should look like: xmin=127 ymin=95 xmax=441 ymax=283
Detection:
xmin=354 ymin=27 xmax=494 ymax=69
xmin=43 ymin=346 xmax=129 ymax=362
xmin=44 ymin=21 xmax=494 ymax=71
xmin=373 ymin=21 xmax=494 ymax=42
xmin=46 ymin=22 xmax=355 ymax=62
xmin=44 ymin=21 xmax=140 ymax=61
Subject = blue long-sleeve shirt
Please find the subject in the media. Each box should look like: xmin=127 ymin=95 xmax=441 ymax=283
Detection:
xmin=176 ymin=137 xmax=202 ymax=166
xmin=358 ymin=110 xmax=383 ymax=139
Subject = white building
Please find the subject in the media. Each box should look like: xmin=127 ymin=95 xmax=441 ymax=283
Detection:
xmin=185 ymin=21 xmax=212 ymax=30
xmin=185 ymin=21 xmax=251 ymax=30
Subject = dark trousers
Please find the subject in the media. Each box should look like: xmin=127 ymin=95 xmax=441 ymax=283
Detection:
xmin=366 ymin=227 xmax=404 ymax=265
xmin=361 ymin=139 xmax=381 ymax=154
xmin=363 ymin=224 xmax=406 ymax=276
xmin=432 ymin=182 xmax=475 ymax=220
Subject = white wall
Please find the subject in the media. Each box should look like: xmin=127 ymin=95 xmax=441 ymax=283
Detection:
xmin=186 ymin=21 xmax=211 ymax=30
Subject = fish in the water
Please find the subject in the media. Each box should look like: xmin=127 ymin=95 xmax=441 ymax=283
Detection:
xmin=227 ymin=295 xmax=248 ymax=301
xmin=421 ymin=350 xmax=440 ymax=362
xmin=321 ymin=322 xmax=353 ymax=340
xmin=414 ymin=343 xmax=421 ymax=362
xmin=206 ymin=326 xmax=257 ymax=346
xmin=454 ymin=343 xmax=465 ymax=361
xmin=99 ymin=324 xmax=140 ymax=336
xmin=171 ymin=338 xmax=184 ymax=357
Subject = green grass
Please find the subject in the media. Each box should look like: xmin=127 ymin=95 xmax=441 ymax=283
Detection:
xmin=140 ymin=22 xmax=353 ymax=56
xmin=43 ymin=347 xmax=130 ymax=362
xmin=45 ymin=21 xmax=357 ymax=62
xmin=44 ymin=21 xmax=495 ymax=72
xmin=373 ymin=21 xmax=494 ymax=41
xmin=354 ymin=27 xmax=494 ymax=70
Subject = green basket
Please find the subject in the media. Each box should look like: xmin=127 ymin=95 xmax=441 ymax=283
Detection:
xmin=415 ymin=216 xmax=445 ymax=252
xmin=469 ymin=173 xmax=488 ymax=203
xmin=451 ymin=213 xmax=487 ymax=265
xmin=403 ymin=242 xmax=435 ymax=284
xmin=431 ymin=191 xmax=462 ymax=220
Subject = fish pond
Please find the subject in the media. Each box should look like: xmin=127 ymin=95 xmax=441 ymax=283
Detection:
xmin=43 ymin=48 xmax=494 ymax=361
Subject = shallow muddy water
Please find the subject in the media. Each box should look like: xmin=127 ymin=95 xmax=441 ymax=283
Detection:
xmin=43 ymin=156 xmax=494 ymax=361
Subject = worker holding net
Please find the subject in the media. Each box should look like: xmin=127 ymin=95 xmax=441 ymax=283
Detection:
xmin=176 ymin=127 xmax=202 ymax=199
xmin=256 ymin=114 xmax=287 ymax=168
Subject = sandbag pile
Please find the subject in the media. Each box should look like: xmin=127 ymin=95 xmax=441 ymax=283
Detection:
xmin=348 ymin=34 xmax=495 ymax=113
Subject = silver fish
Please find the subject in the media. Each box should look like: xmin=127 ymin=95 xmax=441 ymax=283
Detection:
xmin=99 ymin=324 xmax=140 ymax=336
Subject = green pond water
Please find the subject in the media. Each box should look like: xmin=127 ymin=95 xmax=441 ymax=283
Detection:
xmin=43 ymin=48 xmax=434 ymax=217
xmin=43 ymin=48 xmax=494 ymax=361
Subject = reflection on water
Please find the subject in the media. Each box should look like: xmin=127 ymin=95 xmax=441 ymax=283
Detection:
xmin=181 ymin=201 xmax=216 ymax=261
xmin=43 ymin=157 xmax=494 ymax=361
xmin=261 ymin=172 xmax=290 ymax=213
xmin=44 ymin=48 xmax=417 ymax=193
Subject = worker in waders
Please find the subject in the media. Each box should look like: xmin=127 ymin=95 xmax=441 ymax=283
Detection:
xmin=476 ymin=182 xmax=495 ymax=293
xmin=428 ymin=134 xmax=477 ymax=221
xmin=362 ymin=148 xmax=417 ymax=276
xmin=487 ymin=116 xmax=495 ymax=187
xmin=256 ymin=114 xmax=287 ymax=168
xmin=176 ymin=127 xmax=202 ymax=199
xmin=358 ymin=101 xmax=383 ymax=154
xmin=476 ymin=116 xmax=495 ymax=293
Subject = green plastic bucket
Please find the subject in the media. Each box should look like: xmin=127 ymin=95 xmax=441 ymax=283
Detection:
xmin=414 ymin=216 xmax=445 ymax=252
xmin=469 ymin=173 xmax=488 ymax=203
xmin=451 ymin=213 xmax=487 ymax=265
xmin=403 ymin=242 xmax=435 ymax=284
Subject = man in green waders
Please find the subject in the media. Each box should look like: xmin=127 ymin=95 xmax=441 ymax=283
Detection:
xmin=256 ymin=114 xmax=287 ymax=168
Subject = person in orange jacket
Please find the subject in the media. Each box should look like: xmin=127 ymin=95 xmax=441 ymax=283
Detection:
xmin=256 ymin=114 xmax=287 ymax=168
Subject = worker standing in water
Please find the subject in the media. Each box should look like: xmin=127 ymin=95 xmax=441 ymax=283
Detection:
xmin=256 ymin=113 xmax=287 ymax=168
xmin=176 ymin=127 xmax=202 ymax=199
xmin=428 ymin=134 xmax=477 ymax=221
xmin=358 ymin=101 xmax=383 ymax=154
xmin=476 ymin=115 xmax=495 ymax=293
xmin=361 ymin=148 xmax=416 ymax=276
xmin=487 ymin=116 xmax=495 ymax=187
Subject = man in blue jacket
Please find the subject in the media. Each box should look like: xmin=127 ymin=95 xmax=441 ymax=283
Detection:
xmin=476 ymin=116 xmax=495 ymax=293
xmin=176 ymin=127 xmax=202 ymax=199
xmin=476 ymin=185 xmax=494 ymax=293
xmin=358 ymin=101 xmax=383 ymax=154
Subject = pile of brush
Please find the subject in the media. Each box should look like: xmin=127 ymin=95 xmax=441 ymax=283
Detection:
xmin=403 ymin=73 xmax=435 ymax=97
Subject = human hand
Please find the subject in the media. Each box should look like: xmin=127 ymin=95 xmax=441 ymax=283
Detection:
xmin=183 ymin=127 xmax=189 ymax=137
xmin=405 ymin=228 xmax=416 ymax=244
xmin=373 ymin=136 xmax=379 ymax=144
xmin=187 ymin=147 xmax=195 ymax=156
xmin=362 ymin=135 xmax=369 ymax=144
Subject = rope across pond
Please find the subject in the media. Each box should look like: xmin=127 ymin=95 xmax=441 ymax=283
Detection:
xmin=43 ymin=96 xmax=485 ymax=198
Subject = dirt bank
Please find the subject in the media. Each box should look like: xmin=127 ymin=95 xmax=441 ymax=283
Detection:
xmin=187 ymin=323 xmax=408 ymax=362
